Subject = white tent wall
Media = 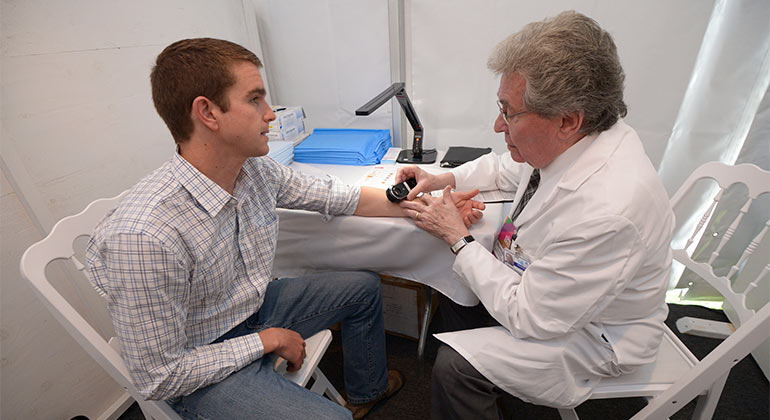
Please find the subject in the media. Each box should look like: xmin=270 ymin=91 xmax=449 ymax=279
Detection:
xmin=0 ymin=1 xmax=265 ymax=419
xmin=406 ymin=0 xmax=714 ymax=167
xmin=249 ymin=0 xmax=393 ymax=135
xmin=0 ymin=1 xmax=753 ymax=418
xmin=658 ymin=0 xmax=770 ymax=195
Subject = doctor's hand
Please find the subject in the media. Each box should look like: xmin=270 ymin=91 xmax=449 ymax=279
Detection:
xmin=449 ymin=188 xmax=485 ymax=227
xmin=259 ymin=327 xmax=306 ymax=372
xmin=397 ymin=165 xmax=455 ymax=201
xmin=400 ymin=186 xmax=471 ymax=245
xmin=396 ymin=166 xmax=434 ymax=200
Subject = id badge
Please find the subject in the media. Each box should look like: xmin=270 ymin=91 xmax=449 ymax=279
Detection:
xmin=493 ymin=216 xmax=533 ymax=274
xmin=493 ymin=240 xmax=533 ymax=275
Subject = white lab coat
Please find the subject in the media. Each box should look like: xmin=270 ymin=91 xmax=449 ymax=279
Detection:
xmin=436 ymin=120 xmax=675 ymax=408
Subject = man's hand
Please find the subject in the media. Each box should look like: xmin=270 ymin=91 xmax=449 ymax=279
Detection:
xmin=450 ymin=189 xmax=485 ymax=227
xmin=400 ymin=186 xmax=471 ymax=245
xmin=258 ymin=327 xmax=306 ymax=372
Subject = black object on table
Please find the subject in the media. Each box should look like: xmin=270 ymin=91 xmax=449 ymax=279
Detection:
xmin=440 ymin=146 xmax=492 ymax=168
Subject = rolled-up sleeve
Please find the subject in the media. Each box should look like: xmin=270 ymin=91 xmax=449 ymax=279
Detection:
xmin=258 ymin=157 xmax=360 ymax=220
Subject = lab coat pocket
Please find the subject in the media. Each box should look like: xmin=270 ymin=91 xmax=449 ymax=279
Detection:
xmin=592 ymin=323 xmax=622 ymax=377
xmin=494 ymin=241 xmax=534 ymax=275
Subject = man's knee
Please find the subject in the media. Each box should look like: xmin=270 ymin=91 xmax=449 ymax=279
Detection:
xmin=345 ymin=270 xmax=381 ymax=299
xmin=357 ymin=270 xmax=381 ymax=290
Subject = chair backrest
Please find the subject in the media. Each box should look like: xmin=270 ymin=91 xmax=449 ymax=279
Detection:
xmin=19 ymin=190 xmax=182 ymax=420
xmin=669 ymin=161 xmax=770 ymax=329
xmin=632 ymin=162 xmax=770 ymax=419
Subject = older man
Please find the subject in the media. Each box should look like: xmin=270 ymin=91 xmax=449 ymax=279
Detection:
xmin=398 ymin=11 xmax=674 ymax=419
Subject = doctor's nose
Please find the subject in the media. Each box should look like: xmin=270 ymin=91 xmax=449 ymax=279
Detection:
xmin=494 ymin=113 xmax=507 ymax=133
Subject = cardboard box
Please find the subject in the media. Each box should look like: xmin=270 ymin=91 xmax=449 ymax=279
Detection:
xmin=328 ymin=275 xmax=437 ymax=341
xmin=268 ymin=106 xmax=306 ymax=142
xmin=380 ymin=275 xmax=436 ymax=341
xmin=267 ymin=125 xmax=299 ymax=141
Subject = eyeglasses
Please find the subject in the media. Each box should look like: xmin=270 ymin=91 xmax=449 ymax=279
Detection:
xmin=496 ymin=100 xmax=530 ymax=127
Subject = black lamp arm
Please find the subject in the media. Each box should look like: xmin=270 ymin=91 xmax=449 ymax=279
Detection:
xmin=355 ymin=82 xmax=425 ymax=157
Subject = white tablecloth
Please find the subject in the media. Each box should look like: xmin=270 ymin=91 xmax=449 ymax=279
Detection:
xmin=272 ymin=159 xmax=506 ymax=306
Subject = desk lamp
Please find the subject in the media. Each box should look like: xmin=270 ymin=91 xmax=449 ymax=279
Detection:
xmin=355 ymin=82 xmax=437 ymax=164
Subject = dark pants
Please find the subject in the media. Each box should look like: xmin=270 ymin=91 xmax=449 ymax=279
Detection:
xmin=431 ymin=295 xmax=515 ymax=420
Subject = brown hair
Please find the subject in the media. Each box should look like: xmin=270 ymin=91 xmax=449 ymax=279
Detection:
xmin=488 ymin=11 xmax=627 ymax=134
xmin=150 ymin=38 xmax=262 ymax=143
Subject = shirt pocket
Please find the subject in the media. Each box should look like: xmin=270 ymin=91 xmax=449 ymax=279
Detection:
xmin=192 ymin=232 xmax=240 ymax=305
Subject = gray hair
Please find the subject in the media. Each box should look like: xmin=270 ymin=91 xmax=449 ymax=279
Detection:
xmin=488 ymin=11 xmax=627 ymax=134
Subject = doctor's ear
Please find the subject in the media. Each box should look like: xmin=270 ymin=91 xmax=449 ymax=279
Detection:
xmin=191 ymin=96 xmax=220 ymax=131
xmin=557 ymin=111 xmax=584 ymax=139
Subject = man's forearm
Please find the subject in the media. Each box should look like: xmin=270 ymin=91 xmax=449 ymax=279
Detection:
xmin=353 ymin=171 xmax=456 ymax=217
xmin=354 ymin=187 xmax=408 ymax=217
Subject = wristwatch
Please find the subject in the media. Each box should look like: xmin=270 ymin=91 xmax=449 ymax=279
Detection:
xmin=450 ymin=235 xmax=475 ymax=255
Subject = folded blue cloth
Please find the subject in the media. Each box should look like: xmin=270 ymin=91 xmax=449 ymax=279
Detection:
xmin=294 ymin=129 xmax=392 ymax=165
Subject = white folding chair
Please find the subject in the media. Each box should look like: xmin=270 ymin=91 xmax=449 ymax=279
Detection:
xmin=275 ymin=329 xmax=346 ymax=405
xmin=558 ymin=161 xmax=770 ymax=420
xmin=20 ymin=191 xmax=345 ymax=420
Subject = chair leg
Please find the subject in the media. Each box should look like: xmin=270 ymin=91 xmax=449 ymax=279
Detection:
xmin=310 ymin=368 xmax=347 ymax=406
xmin=691 ymin=371 xmax=728 ymax=420
xmin=418 ymin=285 xmax=434 ymax=360
xmin=641 ymin=396 xmax=671 ymax=420
xmin=558 ymin=408 xmax=580 ymax=420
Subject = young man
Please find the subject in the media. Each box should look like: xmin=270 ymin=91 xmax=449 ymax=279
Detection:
xmin=86 ymin=38 xmax=482 ymax=419
xmin=397 ymin=12 xmax=675 ymax=419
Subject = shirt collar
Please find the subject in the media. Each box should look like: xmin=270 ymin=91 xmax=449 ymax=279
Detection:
xmin=171 ymin=153 xmax=234 ymax=217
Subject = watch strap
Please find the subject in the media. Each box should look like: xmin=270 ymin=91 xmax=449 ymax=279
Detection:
xmin=450 ymin=235 xmax=475 ymax=255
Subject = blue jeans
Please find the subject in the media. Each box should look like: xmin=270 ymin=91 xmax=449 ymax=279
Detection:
xmin=170 ymin=271 xmax=388 ymax=420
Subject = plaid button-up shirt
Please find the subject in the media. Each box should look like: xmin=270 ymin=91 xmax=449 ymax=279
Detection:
xmin=86 ymin=154 xmax=359 ymax=400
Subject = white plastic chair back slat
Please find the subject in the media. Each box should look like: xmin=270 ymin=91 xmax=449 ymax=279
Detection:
xmin=671 ymin=162 xmax=770 ymax=326
xmin=558 ymin=161 xmax=770 ymax=420
xmin=728 ymin=221 xmax=768 ymax=279
xmin=20 ymin=190 xmax=344 ymax=420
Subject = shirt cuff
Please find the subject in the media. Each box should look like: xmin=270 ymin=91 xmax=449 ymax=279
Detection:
xmin=344 ymin=185 xmax=362 ymax=215
xmin=228 ymin=332 xmax=265 ymax=368
xmin=321 ymin=177 xmax=360 ymax=222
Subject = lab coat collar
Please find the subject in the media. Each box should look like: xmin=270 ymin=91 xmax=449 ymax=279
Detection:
xmin=514 ymin=119 xmax=629 ymax=226
xmin=555 ymin=119 xmax=629 ymax=192
xmin=539 ymin=130 xmax=597 ymax=191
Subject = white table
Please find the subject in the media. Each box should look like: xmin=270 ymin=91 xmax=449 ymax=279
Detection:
xmin=272 ymin=156 xmax=506 ymax=356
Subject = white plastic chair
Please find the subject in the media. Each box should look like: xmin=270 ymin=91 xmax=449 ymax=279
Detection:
xmin=558 ymin=161 xmax=770 ymax=420
xmin=275 ymin=329 xmax=346 ymax=406
xmin=20 ymin=191 xmax=345 ymax=420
